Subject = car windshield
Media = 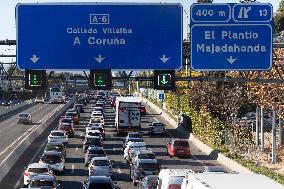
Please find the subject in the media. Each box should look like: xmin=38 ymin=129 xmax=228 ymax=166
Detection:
xmin=138 ymin=153 xmax=155 ymax=159
xmin=89 ymin=149 xmax=104 ymax=155
xmin=128 ymin=138 xmax=143 ymax=143
xmin=28 ymin=168 xmax=48 ymax=173
xmin=139 ymin=163 xmax=159 ymax=170
xmin=59 ymin=124 xmax=71 ymax=130
xmin=61 ymin=119 xmax=72 ymax=124
xmin=174 ymin=141 xmax=189 ymax=147
xmin=129 ymin=133 xmax=141 ymax=138
xmin=153 ymin=123 xmax=165 ymax=126
xmin=93 ymin=160 xmax=110 ymax=166
xmin=88 ymin=132 xmax=100 ymax=136
xmin=146 ymin=177 xmax=158 ymax=187
xmin=30 ymin=180 xmax=54 ymax=187
xmin=41 ymin=155 xmax=62 ymax=163
xmin=89 ymin=183 xmax=112 ymax=189
xmin=51 ymin=132 xmax=64 ymax=136
xmin=86 ymin=138 xmax=101 ymax=144
xmin=90 ymin=119 xmax=101 ymax=123
xmin=66 ymin=112 xmax=76 ymax=117
xmin=19 ymin=114 xmax=29 ymax=117
xmin=46 ymin=144 xmax=63 ymax=151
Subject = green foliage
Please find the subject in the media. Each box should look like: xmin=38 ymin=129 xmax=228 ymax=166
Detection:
xmin=274 ymin=0 xmax=284 ymax=33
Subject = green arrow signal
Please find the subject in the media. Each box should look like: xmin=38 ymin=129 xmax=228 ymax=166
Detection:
xmin=160 ymin=75 xmax=169 ymax=85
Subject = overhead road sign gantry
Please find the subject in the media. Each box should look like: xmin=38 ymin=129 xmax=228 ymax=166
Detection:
xmin=190 ymin=3 xmax=272 ymax=71
xmin=16 ymin=3 xmax=183 ymax=70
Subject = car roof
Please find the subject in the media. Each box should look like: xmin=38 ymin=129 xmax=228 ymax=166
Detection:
xmin=31 ymin=175 xmax=55 ymax=181
xmin=137 ymin=159 xmax=158 ymax=164
xmin=51 ymin=130 xmax=65 ymax=133
xmin=91 ymin=156 xmax=109 ymax=161
xmin=88 ymin=146 xmax=104 ymax=150
xmin=19 ymin=113 xmax=30 ymax=115
xmin=89 ymin=176 xmax=112 ymax=183
xmin=127 ymin=141 xmax=146 ymax=146
xmin=136 ymin=149 xmax=153 ymax=155
xmin=88 ymin=130 xmax=101 ymax=133
xmin=171 ymin=138 xmax=189 ymax=142
xmin=46 ymin=141 xmax=64 ymax=145
xmin=28 ymin=163 xmax=49 ymax=169
xmin=42 ymin=151 xmax=62 ymax=155
xmin=86 ymin=136 xmax=101 ymax=139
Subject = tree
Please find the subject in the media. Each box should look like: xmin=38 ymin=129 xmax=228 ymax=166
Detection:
xmin=274 ymin=0 xmax=284 ymax=33
xmin=197 ymin=0 xmax=213 ymax=3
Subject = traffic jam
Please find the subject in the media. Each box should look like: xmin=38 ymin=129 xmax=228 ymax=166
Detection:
xmin=20 ymin=90 xmax=195 ymax=189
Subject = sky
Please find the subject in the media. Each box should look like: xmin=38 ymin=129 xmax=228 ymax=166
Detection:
xmin=0 ymin=0 xmax=281 ymax=64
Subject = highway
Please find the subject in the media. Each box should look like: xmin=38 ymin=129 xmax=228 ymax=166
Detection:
xmin=1 ymin=99 xmax=230 ymax=189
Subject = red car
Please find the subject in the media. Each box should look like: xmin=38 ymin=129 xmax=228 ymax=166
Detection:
xmin=66 ymin=111 xmax=79 ymax=124
xmin=58 ymin=117 xmax=74 ymax=137
xmin=166 ymin=138 xmax=190 ymax=158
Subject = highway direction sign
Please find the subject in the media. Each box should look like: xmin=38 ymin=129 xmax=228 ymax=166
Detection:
xmin=190 ymin=3 xmax=272 ymax=71
xmin=16 ymin=3 xmax=182 ymax=70
xmin=159 ymin=93 xmax=165 ymax=100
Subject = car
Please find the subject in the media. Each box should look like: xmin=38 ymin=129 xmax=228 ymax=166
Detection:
xmin=91 ymin=110 xmax=104 ymax=117
xmin=138 ymin=175 xmax=159 ymax=189
xmin=65 ymin=111 xmax=80 ymax=124
xmin=89 ymin=117 xmax=104 ymax=126
xmin=83 ymin=136 xmax=103 ymax=153
xmin=149 ymin=122 xmax=166 ymax=135
xmin=78 ymin=98 xmax=87 ymax=106
xmin=86 ymin=130 xmax=103 ymax=141
xmin=34 ymin=97 xmax=45 ymax=104
xmin=85 ymin=146 xmax=107 ymax=166
xmin=18 ymin=113 xmax=32 ymax=124
xmin=85 ymin=124 xmax=105 ymax=138
xmin=166 ymin=138 xmax=191 ymax=158
xmin=130 ymin=159 xmax=160 ymax=186
xmin=27 ymin=175 xmax=61 ymax=188
xmin=141 ymin=106 xmax=146 ymax=115
xmin=44 ymin=141 xmax=66 ymax=158
xmin=123 ymin=137 xmax=144 ymax=150
xmin=92 ymin=106 xmax=104 ymax=114
xmin=39 ymin=151 xmax=65 ymax=174
xmin=68 ymin=108 xmax=81 ymax=117
xmin=124 ymin=142 xmax=147 ymax=162
xmin=0 ymin=100 xmax=12 ymax=106
xmin=58 ymin=117 xmax=74 ymax=137
xmin=23 ymin=163 xmax=53 ymax=187
xmin=88 ymin=157 xmax=113 ymax=177
xmin=131 ymin=149 xmax=156 ymax=164
xmin=82 ymin=176 xmax=115 ymax=189
xmin=48 ymin=130 xmax=68 ymax=146
xmin=74 ymin=103 xmax=84 ymax=113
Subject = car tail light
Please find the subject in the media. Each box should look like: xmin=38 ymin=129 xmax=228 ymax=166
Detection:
xmin=24 ymin=171 xmax=29 ymax=176
xmin=168 ymin=184 xmax=181 ymax=189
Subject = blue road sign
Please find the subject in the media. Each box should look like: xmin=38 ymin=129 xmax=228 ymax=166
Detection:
xmin=159 ymin=93 xmax=165 ymax=100
xmin=190 ymin=3 xmax=272 ymax=71
xmin=16 ymin=3 xmax=182 ymax=70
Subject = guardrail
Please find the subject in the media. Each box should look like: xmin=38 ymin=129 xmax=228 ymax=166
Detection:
xmin=0 ymin=99 xmax=34 ymax=119
xmin=0 ymin=97 xmax=76 ymax=182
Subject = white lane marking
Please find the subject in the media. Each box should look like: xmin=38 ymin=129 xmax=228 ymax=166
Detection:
xmin=117 ymin=166 xmax=122 ymax=174
xmin=71 ymin=164 xmax=75 ymax=174
xmin=80 ymin=132 xmax=83 ymax=137
xmin=13 ymin=138 xmax=48 ymax=189
xmin=0 ymin=104 xmax=63 ymax=164
xmin=75 ymin=145 xmax=79 ymax=152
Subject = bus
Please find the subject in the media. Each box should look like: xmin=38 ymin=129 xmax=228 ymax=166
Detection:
xmin=49 ymin=86 xmax=66 ymax=104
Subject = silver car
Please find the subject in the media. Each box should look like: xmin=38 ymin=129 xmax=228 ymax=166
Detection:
xmin=88 ymin=157 xmax=113 ymax=177
xmin=28 ymin=175 xmax=61 ymax=188
xmin=18 ymin=113 xmax=32 ymax=124
xmin=149 ymin=122 xmax=166 ymax=134
xmin=39 ymin=151 xmax=65 ymax=174
xmin=23 ymin=163 xmax=53 ymax=186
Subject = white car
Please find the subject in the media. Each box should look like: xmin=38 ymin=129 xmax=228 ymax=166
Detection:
xmin=85 ymin=130 xmax=103 ymax=141
xmin=48 ymin=130 xmax=68 ymax=146
xmin=86 ymin=123 xmax=104 ymax=134
xmin=91 ymin=110 xmax=103 ymax=117
xmin=34 ymin=97 xmax=45 ymax=104
xmin=89 ymin=117 xmax=104 ymax=125
xmin=18 ymin=113 xmax=32 ymax=124
xmin=23 ymin=163 xmax=53 ymax=186
xmin=39 ymin=151 xmax=65 ymax=174
xmin=89 ymin=157 xmax=113 ymax=177
xmin=92 ymin=106 xmax=104 ymax=113
xmin=123 ymin=142 xmax=147 ymax=160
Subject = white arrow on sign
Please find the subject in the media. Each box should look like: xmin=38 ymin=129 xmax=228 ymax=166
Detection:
xmin=159 ymin=54 xmax=170 ymax=63
xmin=227 ymin=56 xmax=237 ymax=64
xmin=30 ymin=55 xmax=40 ymax=63
xmin=94 ymin=55 xmax=105 ymax=63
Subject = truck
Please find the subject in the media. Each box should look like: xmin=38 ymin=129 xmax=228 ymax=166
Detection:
xmin=181 ymin=173 xmax=283 ymax=189
xmin=115 ymin=97 xmax=141 ymax=135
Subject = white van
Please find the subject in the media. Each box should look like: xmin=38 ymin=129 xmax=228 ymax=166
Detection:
xmin=157 ymin=169 xmax=193 ymax=189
